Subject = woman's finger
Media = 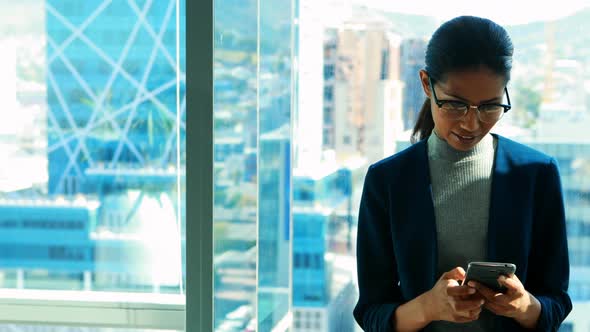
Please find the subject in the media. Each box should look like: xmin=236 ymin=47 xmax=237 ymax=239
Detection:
xmin=484 ymin=300 xmax=509 ymax=314
xmin=468 ymin=307 xmax=482 ymax=319
xmin=454 ymin=298 xmax=485 ymax=312
xmin=498 ymin=275 xmax=521 ymax=293
xmin=447 ymin=285 xmax=476 ymax=297
xmin=468 ymin=281 xmax=501 ymax=300
xmin=442 ymin=266 xmax=466 ymax=281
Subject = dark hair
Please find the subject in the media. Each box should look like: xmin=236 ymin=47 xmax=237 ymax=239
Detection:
xmin=411 ymin=16 xmax=514 ymax=143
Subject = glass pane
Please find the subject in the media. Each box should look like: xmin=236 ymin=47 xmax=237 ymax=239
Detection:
xmin=293 ymin=1 xmax=590 ymax=332
xmin=214 ymin=0 xmax=590 ymax=331
xmin=0 ymin=0 xmax=185 ymax=296
xmin=292 ymin=1 xmax=363 ymax=332
xmin=213 ymin=0 xmax=257 ymax=331
xmin=258 ymin=0 xmax=293 ymax=330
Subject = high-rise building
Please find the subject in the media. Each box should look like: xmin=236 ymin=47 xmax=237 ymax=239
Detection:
xmin=258 ymin=124 xmax=292 ymax=331
xmin=0 ymin=0 xmax=187 ymax=296
xmin=0 ymin=0 xmax=187 ymax=290
xmin=400 ymin=38 xmax=427 ymax=131
xmin=294 ymin=0 xmax=325 ymax=169
xmin=292 ymin=162 xmax=358 ymax=332
xmin=323 ymin=29 xmax=338 ymax=151
xmin=46 ymin=1 xmax=186 ymax=197
xmin=292 ymin=208 xmax=356 ymax=332
xmin=323 ymin=21 xmax=404 ymax=163
xmin=0 ymin=199 xmax=97 ymax=284
xmin=293 ymin=208 xmax=329 ymax=308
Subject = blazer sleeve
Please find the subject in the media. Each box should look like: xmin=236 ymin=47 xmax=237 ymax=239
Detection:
xmin=353 ymin=165 xmax=403 ymax=331
xmin=527 ymin=158 xmax=573 ymax=331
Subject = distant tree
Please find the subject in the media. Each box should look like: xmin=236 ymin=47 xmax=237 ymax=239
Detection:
xmin=518 ymin=86 xmax=542 ymax=119
xmin=512 ymin=84 xmax=542 ymax=129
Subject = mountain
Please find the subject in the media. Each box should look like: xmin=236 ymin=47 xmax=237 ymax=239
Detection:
xmin=214 ymin=0 xmax=292 ymax=52
xmin=363 ymin=6 xmax=590 ymax=64
xmin=358 ymin=7 xmax=439 ymax=38
xmin=213 ymin=1 xmax=590 ymax=63
xmin=507 ymin=7 xmax=590 ymax=61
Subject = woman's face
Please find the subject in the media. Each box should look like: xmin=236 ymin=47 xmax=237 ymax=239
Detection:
xmin=419 ymin=68 xmax=507 ymax=151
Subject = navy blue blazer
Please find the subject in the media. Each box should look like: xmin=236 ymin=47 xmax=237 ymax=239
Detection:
xmin=353 ymin=134 xmax=572 ymax=331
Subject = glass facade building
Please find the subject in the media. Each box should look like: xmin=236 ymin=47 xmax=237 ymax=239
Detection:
xmin=0 ymin=0 xmax=186 ymax=293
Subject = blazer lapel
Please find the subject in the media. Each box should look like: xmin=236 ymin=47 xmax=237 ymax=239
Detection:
xmin=487 ymin=135 xmax=521 ymax=265
xmin=396 ymin=140 xmax=438 ymax=296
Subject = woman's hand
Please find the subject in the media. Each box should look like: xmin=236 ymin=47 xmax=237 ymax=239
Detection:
xmin=468 ymin=274 xmax=542 ymax=329
xmin=424 ymin=267 xmax=485 ymax=323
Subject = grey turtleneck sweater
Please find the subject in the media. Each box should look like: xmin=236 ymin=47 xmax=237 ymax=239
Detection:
xmin=426 ymin=131 xmax=498 ymax=332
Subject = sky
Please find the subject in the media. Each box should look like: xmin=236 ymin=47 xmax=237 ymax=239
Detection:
xmin=347 ymin=0 xmax=590 ymax=25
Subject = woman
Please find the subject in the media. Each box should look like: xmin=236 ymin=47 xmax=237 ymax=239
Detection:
xmin=353 ymin=16 xmax=572 ymax=331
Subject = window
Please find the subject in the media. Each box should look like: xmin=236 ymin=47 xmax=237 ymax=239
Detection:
xmin=1 ymin=0 xmax=186 ymax=330
xmin=324 ymin=86 xmax=334 ymax=102
xmin=380 ymin=48 xmax=389 ymax=80
xmin=24 ymin=0 xmax=568 ymax=331
xmin=213 ymin=0 xmax=290 ymax=330
xmin=324 ymin=64 xmax=335 ymax=80
xmin=314 ymin=254 xmax=323 ymax=269
xmin=303 ymin=254 xmax=310 ymax=269
xmin=208 ymin=1 xmax=590 ymax=332
xmin=295 ymin=253 xmax=302 ymax=268
xmin=323 ymin=106 xmax=333 ymax=124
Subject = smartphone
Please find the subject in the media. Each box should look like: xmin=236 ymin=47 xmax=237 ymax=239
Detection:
xmin=462 ymin=262 xmax=517 ymax=293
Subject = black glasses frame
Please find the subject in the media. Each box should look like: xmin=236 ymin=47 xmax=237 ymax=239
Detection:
xmin=428 ymin=76 xmax=512 ymax=121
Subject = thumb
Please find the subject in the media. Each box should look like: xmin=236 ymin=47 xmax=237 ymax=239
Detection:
xmin=442 ymin=266 xmax=466 ymax=281
xmin=499 ymin=275 xmax=520 ymax=292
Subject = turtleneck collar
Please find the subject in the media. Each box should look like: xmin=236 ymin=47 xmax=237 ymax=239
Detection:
xmin=427 ymin=130 xmax=495 ymax=162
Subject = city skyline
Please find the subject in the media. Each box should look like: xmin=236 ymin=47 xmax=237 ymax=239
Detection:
xmin=0 ymin=0 xmax=588 ymax=331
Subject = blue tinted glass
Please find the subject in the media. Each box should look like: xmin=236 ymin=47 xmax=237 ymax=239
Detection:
xmin=0 ymin=0 xmax=186 ymax=296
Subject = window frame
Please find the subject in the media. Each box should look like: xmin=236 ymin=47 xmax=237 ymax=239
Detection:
xmin=186 ymin=0 xmax=214 ymax=331
xmin=0 ymin=289 xmax=185 ymax=330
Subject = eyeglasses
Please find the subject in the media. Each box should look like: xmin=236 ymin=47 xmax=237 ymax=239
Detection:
xmin=428 ymin=76 xmax=511 ymax=123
